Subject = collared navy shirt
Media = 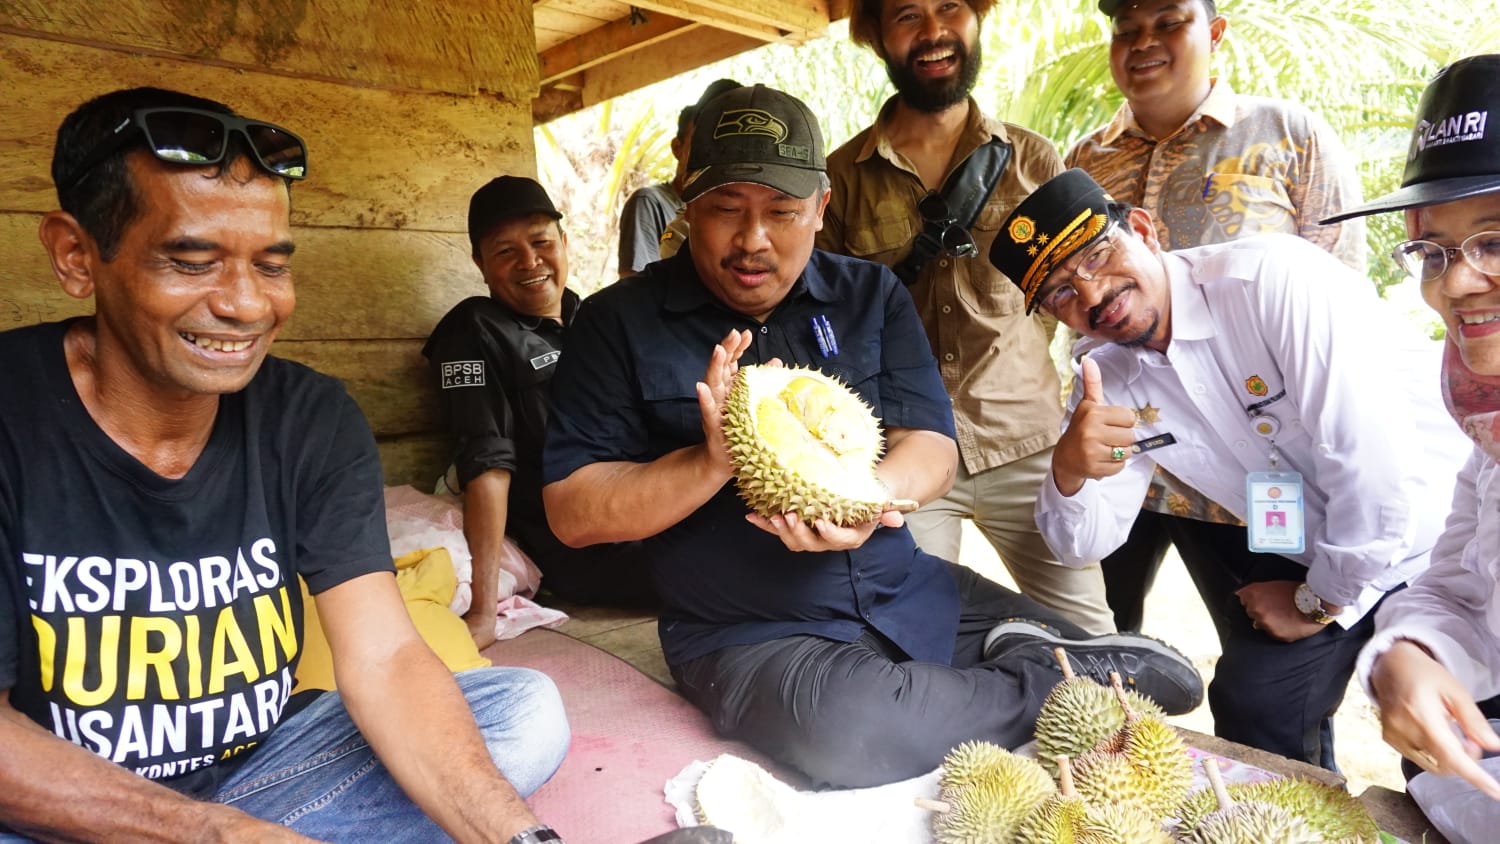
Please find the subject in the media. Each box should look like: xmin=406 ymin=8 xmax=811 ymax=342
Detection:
xmin=543 ymin=248 xmax=960 ymax=665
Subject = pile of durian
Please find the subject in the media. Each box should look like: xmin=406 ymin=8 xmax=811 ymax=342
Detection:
xmin=721 ymin=365 xmax=890 ymax=526
xmin=920 ymin=647 xmax=1383 ymax=843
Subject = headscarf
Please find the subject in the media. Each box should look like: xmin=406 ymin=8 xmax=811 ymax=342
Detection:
xmin=1442 ymin=336 xmax=1500 ymax=463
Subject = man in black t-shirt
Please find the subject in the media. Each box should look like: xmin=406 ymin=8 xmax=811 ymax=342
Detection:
xmin=425 ymin=177 xmax=655 ymax=646
xmin=0 ymin=87 xmax=568 ymax=844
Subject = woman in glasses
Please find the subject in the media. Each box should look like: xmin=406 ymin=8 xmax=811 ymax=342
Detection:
xmin=1332 ymin=55 xmax=1500 ymax=803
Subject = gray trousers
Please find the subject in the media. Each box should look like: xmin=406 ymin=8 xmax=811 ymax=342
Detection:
xmin=669 ymin=562 xmax=1085 ymax=788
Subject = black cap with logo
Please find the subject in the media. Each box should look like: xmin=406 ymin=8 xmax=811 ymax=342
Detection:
xmin=990 ymin=169 xmax=1120 ymax=314
xmin=1323 ymin=54 xmax=1500 ymax=223
xmin=681 ymin=84 xmax=826 ymax=203
xmin=467 ymin=175 xmax=562 ymax=255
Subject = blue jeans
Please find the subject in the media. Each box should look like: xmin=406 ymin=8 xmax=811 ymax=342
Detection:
xmin=1 ymin=666 xmax=569 ymax=843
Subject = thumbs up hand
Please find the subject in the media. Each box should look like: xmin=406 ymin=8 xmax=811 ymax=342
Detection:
xmin=1052 ymin=355 xmax=1140 ymax=496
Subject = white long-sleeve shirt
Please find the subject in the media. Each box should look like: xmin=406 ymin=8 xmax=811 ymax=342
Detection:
xmin=1037 ymin=234 xmax=1468 ymax=626
xmin=1357 ymin=448 xmax=1500 ymax=699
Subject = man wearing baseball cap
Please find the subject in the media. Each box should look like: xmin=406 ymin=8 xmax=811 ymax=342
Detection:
xmin=542 ymin=85 xmax=1203 ymax=787
xmin=425 ymin=175 xmax=656 ymax=649
xmin=1332 ymin=55 xmax=1500 ymax=801
xmin=993 ymin=167 xmax=1468 ymax=770
xmin=618 ymin=78 xmax=742 ymax=277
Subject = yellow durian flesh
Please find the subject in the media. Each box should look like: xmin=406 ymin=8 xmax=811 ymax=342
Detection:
xmin=723 ymin=365 xmax=887 ymax=526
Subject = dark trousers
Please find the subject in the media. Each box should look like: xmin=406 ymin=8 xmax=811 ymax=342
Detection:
xmin=1108 ymin=514 xmax=1375 ymax=771
xmin=669 ymin=562 xmax=1086 ymax=788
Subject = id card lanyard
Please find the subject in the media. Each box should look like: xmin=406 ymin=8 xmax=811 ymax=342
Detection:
xmin=1244 ymin=398 xmax=1305 ymax=554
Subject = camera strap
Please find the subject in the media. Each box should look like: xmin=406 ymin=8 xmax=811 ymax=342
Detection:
xmin=893 ymin=137 xmax=1013 ymax=285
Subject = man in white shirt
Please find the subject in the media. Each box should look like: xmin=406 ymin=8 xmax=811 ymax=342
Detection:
xmin=988 ymin=167 xmax=1468 ymax=770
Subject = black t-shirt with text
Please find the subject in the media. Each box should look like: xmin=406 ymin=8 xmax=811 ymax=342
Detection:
xmin=0 ymin=320 xmax=393 ymax=798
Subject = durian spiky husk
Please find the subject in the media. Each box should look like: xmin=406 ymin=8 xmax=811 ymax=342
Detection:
xmin=931 ymin=741 xmax=1055 ymax=843
xmin=1070 ymin=712 xmax=1192 ymax=817
xmin=1078 ymin=800 xmax=1174 ymax=844
xmin=1176 ymin=776 xmax=1380 ymax=843
xmin=722 ymin=365 xmax=887 ymax=526
xmin=1033 ymin=675 xmax=1166 ymax=778
xmin=1179 ymin=799 xmax=1320 ymax=844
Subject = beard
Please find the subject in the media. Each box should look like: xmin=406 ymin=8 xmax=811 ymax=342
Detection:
xmin=1089 ymin=282 xmax=1160 ymax=348
xmin=885 ymin=37 xmax=982 ymax=113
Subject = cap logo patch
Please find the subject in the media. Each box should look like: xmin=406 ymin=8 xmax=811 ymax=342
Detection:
xmin=1413 ymin=110 xmax=1489 ymax=158
xmin=1008 ymin=215 xmax=1036 ymax=244
xmin=713 ymin=109 xmax=788 ymax=144
xmin=777 ymin=142 xmax=811 ymax=163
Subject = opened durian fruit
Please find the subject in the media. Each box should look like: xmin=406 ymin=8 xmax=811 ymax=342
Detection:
xmin=721 ymin=365 xmax=889 ymax=526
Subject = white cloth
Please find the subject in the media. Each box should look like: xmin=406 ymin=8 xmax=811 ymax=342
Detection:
xmin=1358 ymin=448 xmax=1500 ymax=701
xmin=1037 ymin=234 xmax=1468 ymax=624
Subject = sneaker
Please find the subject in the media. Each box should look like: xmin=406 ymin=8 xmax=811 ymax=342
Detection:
xmin=982 ymin=619 xmax=1205 ymax=715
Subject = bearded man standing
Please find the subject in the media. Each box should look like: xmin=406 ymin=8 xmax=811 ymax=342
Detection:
xmin=817 ymin=0 xmax=1114 ymax=633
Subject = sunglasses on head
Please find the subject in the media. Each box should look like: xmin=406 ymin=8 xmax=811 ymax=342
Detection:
xmin=60 ymin=107 xmax=308 ymax=190
xmin=916 ymin=191 xmax=979 ymax=259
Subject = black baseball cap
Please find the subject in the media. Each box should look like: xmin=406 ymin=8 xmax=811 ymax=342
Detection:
xmin=1323 ymin=54 xmax=1500 ymax=223
xmin=1098 ymin=0 xmax=1218 ymax=16
xmin=989 ymin=169 xmax=1121 ymax=314
xmin=678 ymin=78 xmax=743 ymax=138
xmin=680 ymin=84 xmax=826 ymax=203
xmin=467 ymin=175 xmax=561 ymax=255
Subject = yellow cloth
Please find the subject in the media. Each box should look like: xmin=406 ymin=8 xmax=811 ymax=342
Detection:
xmin=293 ymin=547 xmax=491 ymax=693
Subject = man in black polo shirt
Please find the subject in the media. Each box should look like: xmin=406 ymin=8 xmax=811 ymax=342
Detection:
xmin=425 ymin=176 xmax=654 ymax=648
xmin=542 ymin=84 xmax=1204 ymax=787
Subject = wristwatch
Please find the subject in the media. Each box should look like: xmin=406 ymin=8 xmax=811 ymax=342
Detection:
xmin=507 ymin=825 xmax=563 ymax=844
xmin=1294 ymin=582 xmax=1336 ymax=625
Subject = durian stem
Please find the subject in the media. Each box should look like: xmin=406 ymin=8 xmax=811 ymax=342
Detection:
xmin=1055 ymin=754 xmax=1076 ymax=798
xmin=1053 ymin=646 xmax=1074 ymax=679
xmin=913 ymin=797 xmax=951 ymax=813
xmin=1203 ymin=757 xmax=1234 ymax=811
xmin=1109 ymin=671 xmax=1137 ymax=718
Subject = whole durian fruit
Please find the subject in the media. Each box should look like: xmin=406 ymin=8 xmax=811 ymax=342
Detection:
xmin=919 ymin=741 xmax=1055 ymax=843
xmin=1071 ymin=673 xmax=1192 ymax=818
xmin=1015 ymin=756 xmax=1170 ymax=844
xmin=1179 ymin=758 xmax=1319 ymax=844
xmin=721 ymin=365 xmax=888 ymax=526
xmin=1175 ymin=773 xmax=1381 ymax=843
xmin=1033 ymin=648 xmax=1166 ymax=778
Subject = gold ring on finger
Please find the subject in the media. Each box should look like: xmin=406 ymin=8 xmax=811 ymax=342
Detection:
xmin=1110 ymin=446 xmax=1128 ymax=461
xmin=1416 ymin=749 xmax=1439 ymax=769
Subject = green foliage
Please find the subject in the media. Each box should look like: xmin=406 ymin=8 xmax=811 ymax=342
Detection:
xmin=536 ymin=0 xmax=1495 ymax=294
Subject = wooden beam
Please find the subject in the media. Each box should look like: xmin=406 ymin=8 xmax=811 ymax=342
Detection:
xmin=0 ymin=0 xmax=539 ymax=99
xmin=630 ymin=0 xmax=829 ymax=41
xmin=538 ymin=11 xmax=696 ymax=85
xmin=579 ymin=27 xmax=764 ymax=111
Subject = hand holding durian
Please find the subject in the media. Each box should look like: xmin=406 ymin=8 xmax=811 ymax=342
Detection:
xmin=721 ymin=364 xmax=920 ymax=542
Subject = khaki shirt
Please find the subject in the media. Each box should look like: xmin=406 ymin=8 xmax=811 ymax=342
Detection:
xmin=1066 ymin=79 xmax=1367 ymax=522
xmin=819 ymin=98 xmax=1065 ymax=473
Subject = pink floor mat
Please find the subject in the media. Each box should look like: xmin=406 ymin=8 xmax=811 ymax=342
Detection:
xmin=482 ymin=628 xmax=798 ymax=844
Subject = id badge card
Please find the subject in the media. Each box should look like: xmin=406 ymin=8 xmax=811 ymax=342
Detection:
xmin=1246 ymin=471 xmax=1305 ymax=554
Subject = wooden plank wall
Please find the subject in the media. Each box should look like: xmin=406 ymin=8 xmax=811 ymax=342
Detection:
xmin=0 ymin=0 xmax=541 ymax=488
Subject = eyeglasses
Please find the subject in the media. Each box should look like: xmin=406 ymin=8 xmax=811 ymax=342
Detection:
xmin=1037 ymin=223 xmax=1123 ymax=314
xmin=60 ymin=107 xmax=308 ymax=190
xmin=916 ymin=191 xmax=979 ymax=259
xmin=1391 ymin=230 xmax=1500 ymax=282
